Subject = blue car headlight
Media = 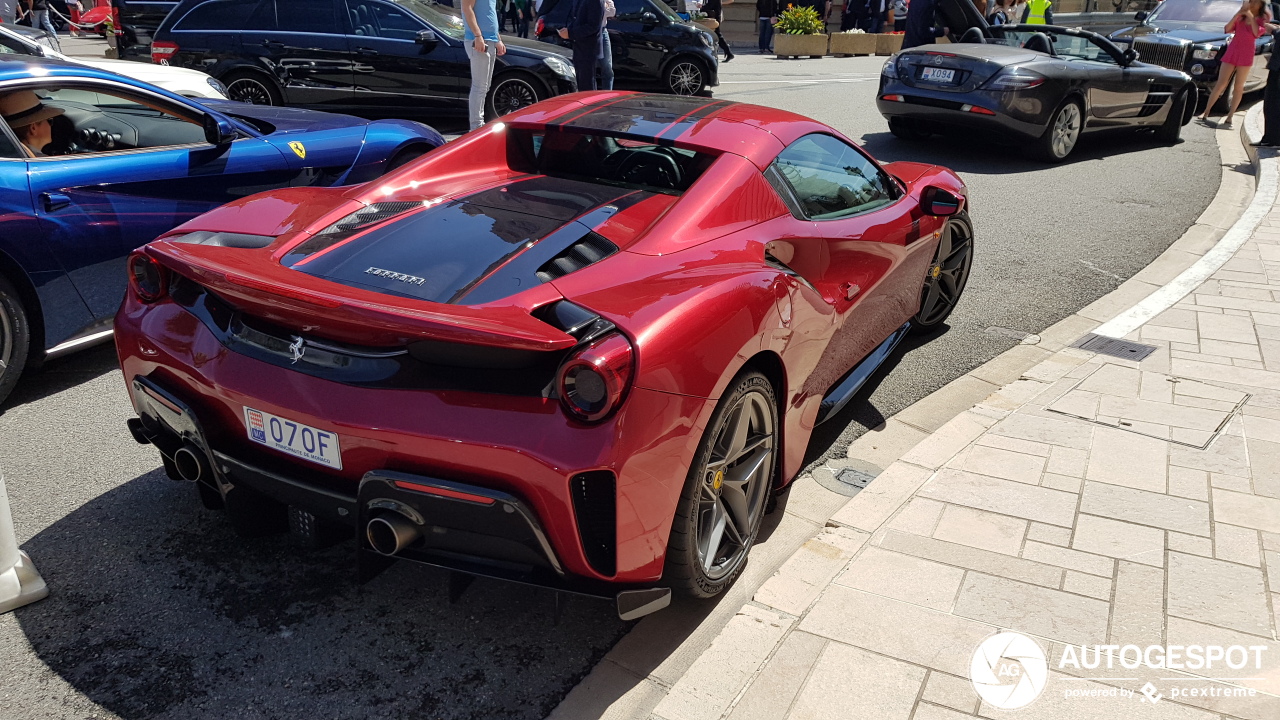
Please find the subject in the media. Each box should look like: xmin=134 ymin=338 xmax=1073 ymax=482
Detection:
xmin=543 ymin=55 xmax=575 ymax=79
xmin=208 ymin=76 xmax=229 ymax=97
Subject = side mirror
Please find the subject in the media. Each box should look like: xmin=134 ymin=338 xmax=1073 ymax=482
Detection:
xmin=203 ymin=114 xmax=236 ymax=145
xmin=921 ymin=186 xmax=962 ymax=217
xmin=415 ymin=29 xmax=439 ymax=47
xmin=1121 ymin=47 xmax=1138 ymax=66
xmin=1134 ymin=10 xmax=1147 ymax=21
xmin=641 ymin=10 xmax=657 ymax=22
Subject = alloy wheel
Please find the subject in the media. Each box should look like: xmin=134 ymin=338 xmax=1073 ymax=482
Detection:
xmin=1051 ymin=103 xmax=1081 ymax=159
xmin=228 ymin=77 xmax=274 ymax=105
xmin=917 ymin=217 xmax=974 ymax=327
xmin=668 ymin=62 xmax=703 ymax=96
xmin=695 ymin=391 xmax=774 ymax=580
xmin=490 ymin=77 xmax=538 ymax=116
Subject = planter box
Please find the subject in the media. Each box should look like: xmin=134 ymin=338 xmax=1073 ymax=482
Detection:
xmin=829 ymin=33 xmax=877 ymax=56
xmin=693 ymin=19 xmax=719 ymax=30
xmin=875 ymin=33 xmax=904 ymax=55
xmin=775 ymin=33 xmax=828 ymax=59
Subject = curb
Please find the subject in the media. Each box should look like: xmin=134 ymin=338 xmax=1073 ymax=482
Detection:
xmin=547 ymin=105 xmax=1265 ymax=720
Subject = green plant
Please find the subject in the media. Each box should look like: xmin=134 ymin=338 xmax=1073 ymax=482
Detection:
xmin=775 ymin=4 xmax=825 ymax=35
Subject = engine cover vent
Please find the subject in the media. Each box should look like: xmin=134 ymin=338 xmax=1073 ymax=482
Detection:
xmin=536 ymin=233 xmax=619 ymax=282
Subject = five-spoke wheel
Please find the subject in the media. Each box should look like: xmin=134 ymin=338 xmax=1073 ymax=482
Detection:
xmin=913 ymin=213 xmax=974 ymax=332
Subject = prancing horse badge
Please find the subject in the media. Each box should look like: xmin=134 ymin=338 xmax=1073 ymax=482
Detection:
xmin=288 ymin=141 xmax=306 ymax=159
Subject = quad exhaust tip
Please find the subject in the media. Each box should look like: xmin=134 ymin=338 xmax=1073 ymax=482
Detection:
xmin=367 ymin=513 xmax=422 ymax=556
xmin=172 ymin=444 xmax=210 ymax=483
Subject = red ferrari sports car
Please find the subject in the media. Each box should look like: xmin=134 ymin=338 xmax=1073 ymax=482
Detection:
xmin=115 ymin=92 xmax=973 ymax=620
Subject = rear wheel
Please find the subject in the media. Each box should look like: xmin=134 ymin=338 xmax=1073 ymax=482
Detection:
xmin=912 ymin=212 xmax=974 ymax=333
xmin=1032 ymin=98 xmax=1083 ymax=162
xmin=1156 ymin=89 xmax=1189 ymax=144
xmin=223 ymin=71 xmax=282 ymax=106
xmin=486 ymin=72 xmax=543 ymax=120
xmin=664 ymin=370 xmax=778 ymax=598
xmin=666 ymin=57 xmax=707 ymax=96
xmin=0 ymin=275 xmax=31 ymax=408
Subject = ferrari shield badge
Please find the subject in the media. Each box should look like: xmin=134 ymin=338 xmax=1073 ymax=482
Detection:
xmin=288 ymin=141 xmax=306 ymax=159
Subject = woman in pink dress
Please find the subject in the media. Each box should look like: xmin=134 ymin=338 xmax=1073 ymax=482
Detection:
xmin=1199 ymin=0 xmax=1273 ymax=127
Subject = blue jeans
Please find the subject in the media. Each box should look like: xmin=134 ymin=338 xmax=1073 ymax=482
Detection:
xmin=758 ymin=18 xmax=773 ymax=52
xmin=598 ymin=30 xmax=614 ymax=90
xmin=34 ymin=9 xmax=59 ymax=50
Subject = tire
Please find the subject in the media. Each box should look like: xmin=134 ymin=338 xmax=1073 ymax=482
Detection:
xmin=664 ymin=369 xmax=778 ymax=598
xmin=665 ymin=57 xmax=708 ymax=96
xmin=486 ymin=72 xmax=543 ymax=120
xmin=888 ymin=117 xmax=929 ymax=141
xmin=0 ymin=274 xmax=31 ymax=409
xmin=383 ymin=145 xmax=433 ymax=175
xmin=1032 ymin=98 xmax=1083 ymax=162
xmin=911 ymin=212 xmax=974 ymax=334
xmin=223 ymin=71 xmax=282 ymax=106
xmin=1156 ymin=89 xmax=1188 ymax=144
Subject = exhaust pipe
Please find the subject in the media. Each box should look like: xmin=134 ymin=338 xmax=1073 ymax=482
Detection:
xmin=366 ymin=513 xmax=421 ymax=556
xmin=172 ymin=444 xmax=210 ymax=483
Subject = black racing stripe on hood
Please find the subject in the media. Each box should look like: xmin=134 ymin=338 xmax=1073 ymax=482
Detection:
xmin=546 ymin=95 xmax=737 ymax=145
xmin=285 ymin=181 xmax=650 ymax=305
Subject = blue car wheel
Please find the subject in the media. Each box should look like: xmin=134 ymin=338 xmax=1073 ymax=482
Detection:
xmin=0 ymin=275 xmax=30 ymax=407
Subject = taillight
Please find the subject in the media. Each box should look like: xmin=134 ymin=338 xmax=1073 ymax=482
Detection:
xmin=535 ymin=18 xmax=545 ymax=36
xmin=557 ymin=333 xmax=633 ymax=422
xmin=151 ymin=41 xmax=179 ymax=65
xmin=128 ymin=252 xmax=167 ymax=303
xmin=984 ymin=68 xmax=1046 ymax=91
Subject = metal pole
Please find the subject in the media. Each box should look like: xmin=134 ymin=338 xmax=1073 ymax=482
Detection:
xmin=0 ymin=470 xmax=47 ymax=614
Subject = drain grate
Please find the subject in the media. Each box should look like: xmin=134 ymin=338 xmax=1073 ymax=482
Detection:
xmin=1070 ymin=334 xmax=1158 ymax=361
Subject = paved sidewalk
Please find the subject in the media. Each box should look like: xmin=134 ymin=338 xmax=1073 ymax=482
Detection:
xmin=634 ymin=116 xmax=1280 ymax=719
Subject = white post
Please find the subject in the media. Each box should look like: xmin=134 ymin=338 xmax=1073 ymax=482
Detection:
xmin=0 ymin=471 xmax=47 ymax=614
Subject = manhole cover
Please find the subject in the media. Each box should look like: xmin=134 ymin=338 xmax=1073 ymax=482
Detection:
xmin=814 ymin=464 xmax=879 ymax=497
xmin=1070 ymin=334 xmax=1159 ymax=362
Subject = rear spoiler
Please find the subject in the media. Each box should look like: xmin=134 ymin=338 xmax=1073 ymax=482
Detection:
xmin=146 ymin=242 xmax=579 ymax=352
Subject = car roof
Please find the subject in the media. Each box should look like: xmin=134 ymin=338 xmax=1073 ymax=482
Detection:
xmin=506 ymin=92 xmax=847 ymax=169
xmin=0 ymin=54 xmax=143 ymax=83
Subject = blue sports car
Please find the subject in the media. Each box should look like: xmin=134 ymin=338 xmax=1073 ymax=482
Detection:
xmin=0 ymin=56 xmax=445 ymax=405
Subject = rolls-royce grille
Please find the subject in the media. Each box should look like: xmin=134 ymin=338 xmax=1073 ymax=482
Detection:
xmin=1133 ymin=40 xmax=1190 ymax=71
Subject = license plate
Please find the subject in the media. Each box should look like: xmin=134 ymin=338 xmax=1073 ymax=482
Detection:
xmin=921 ymin=67 xmax=956 ymax=83
xmin=244 ymin=407 xmax=342 ymax=469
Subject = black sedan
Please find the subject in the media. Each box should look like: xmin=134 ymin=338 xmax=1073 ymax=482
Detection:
xmin=145 ymin=0 xmax=577 ymax=119
xmin=877 ymin=25 xmax=1195 ymax=161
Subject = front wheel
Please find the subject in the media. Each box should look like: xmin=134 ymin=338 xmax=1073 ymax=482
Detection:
xmin=664 ymin=370 xmax=778 ymax=598
xmin=0 ymin=275 xmax=31 ymax=408
xmin=1032 ymin=98 xmax=1083 ymax=162
xmin=665 ymin=57 xmax=708 ymax=96
xmin=223 ymin=71 xmax=282 ymax=106
xmin=487 ymin=72 xmax=543 ymax=120
xmin=912 ymin=212 xmax=974 ymax=333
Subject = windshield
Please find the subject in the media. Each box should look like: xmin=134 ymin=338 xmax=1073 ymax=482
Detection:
xmin=993 ymin=29 xmax=1118 ymax=63
xmin=650 ymin=0 xmax=683 ymax=22
xmin=386 ymin=0 xmax=466 ymax=38
xmin=1146 ymin=0 xmax=1242 ymax=24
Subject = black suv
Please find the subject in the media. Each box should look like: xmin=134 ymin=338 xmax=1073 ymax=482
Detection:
xmin=146 ymin=0 xmax=576 ymax=119
xmin=536 ymin=0 xmax=718 ymax=95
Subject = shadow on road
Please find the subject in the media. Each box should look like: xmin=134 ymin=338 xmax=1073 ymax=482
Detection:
xmin=14 ymin=471 xmax=632 ymax=719
xmin=0 ymin=343 xmax=120 ymax=417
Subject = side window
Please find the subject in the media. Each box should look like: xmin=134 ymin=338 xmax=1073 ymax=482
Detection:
xmin=346 ymin=0 xmax=424 ymax=39
xmin=614 ymin=0 xmax=650 ymax=20
xmin=173 ymin=0 xmax=259 ymax=30
xmin=23 ymin=85 xmax=207 ymax=156
xmin=275 ymin=0 xmax=340 ymax=33
xmin=0 ymin=124 xmax=23 ymax=159
xmin=244 ymin=0 xmax=277 ymax=30
xmin=770 ymin=134 xmax=898 ymax=220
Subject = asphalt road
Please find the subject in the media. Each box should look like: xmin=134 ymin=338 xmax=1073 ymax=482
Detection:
xmin=0 ymin=54 xmax=1226 ymax=719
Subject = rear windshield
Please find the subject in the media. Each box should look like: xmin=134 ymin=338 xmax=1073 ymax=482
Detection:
xmin=508 ymin=128 xmax=715 ymax=195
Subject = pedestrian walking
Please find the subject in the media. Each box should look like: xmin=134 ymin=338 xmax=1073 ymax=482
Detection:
xmin=757 ymin=0 xmax=777 ymax=53
xmin=1020 ymin=0 xmax=1051 ymax=24
xmin=1199 ymin=0 xmax=1271 ymax=128
xmin=891 ymin=0 xmax=908 ymax=31
xmin=462 ymin=0 xmax=505 ymax=131
xmin=22 ymin=0 xmax=59 ymax=50
xmin=703 ymin=0 xmax=734 ymax=62
xmin=902 ymin=0 xmax=946 ymax=49
xmin=514 ymin=0 xmax=530 ymax=37
xmin=841 ymin=0 xmax=866 ymax=31
xmin=598 ymin=0 xmax=615 ymax=89
xmin=1255 ymin=22 xmax=1280 ymax=146
xmin=558 ymin=0 xmax=604 ymax=91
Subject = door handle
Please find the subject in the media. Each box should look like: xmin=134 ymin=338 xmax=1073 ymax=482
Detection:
xmin=262 ymin=39 xmax=285 ymax=50
xmin=355 ymin=47 xmax=379 ymax=57
xmin=40 ymin=192 xmax=70 ymax=213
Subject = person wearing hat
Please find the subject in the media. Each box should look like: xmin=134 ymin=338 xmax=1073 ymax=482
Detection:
xmin=0 ymin=90 xmax=63 ymax=157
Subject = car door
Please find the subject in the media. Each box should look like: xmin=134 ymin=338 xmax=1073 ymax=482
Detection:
xmin=21 ymin=81 xmax=294 ymax=321
xmin=1067 ymin=34 xmax=1150 ymax=122
xmin=764 ymin=133 xmax=929 ymax=382
xmin=343 ymin=0 xmax=465 ymax=113
xmin=608 ymin=0 xmax=674 ymax=84
xmin=242 ymin=0 xmax=355 ymax=109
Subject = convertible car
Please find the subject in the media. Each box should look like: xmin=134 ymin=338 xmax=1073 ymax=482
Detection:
xmin=116 ymin=92 xmax=973 ymax=619
xmin=877 ymin=24 xmax=1196 ymax=161
xmin=0 ymin=57 xmax=444 ymax=406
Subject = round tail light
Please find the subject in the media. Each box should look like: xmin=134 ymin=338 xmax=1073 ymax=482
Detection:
xmin=557 ymin=333 xmax=633 ymax=423
xmin=128 ymin=252 xmax=167 ymax=303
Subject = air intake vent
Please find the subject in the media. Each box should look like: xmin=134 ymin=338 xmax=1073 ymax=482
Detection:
xmin=283 ymin=201 xmax=423 ymax=265
xmin=536 ymin=233 xmax=618 ymax=282
xmin=571 ymin=471 xmax=617 ymax=576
